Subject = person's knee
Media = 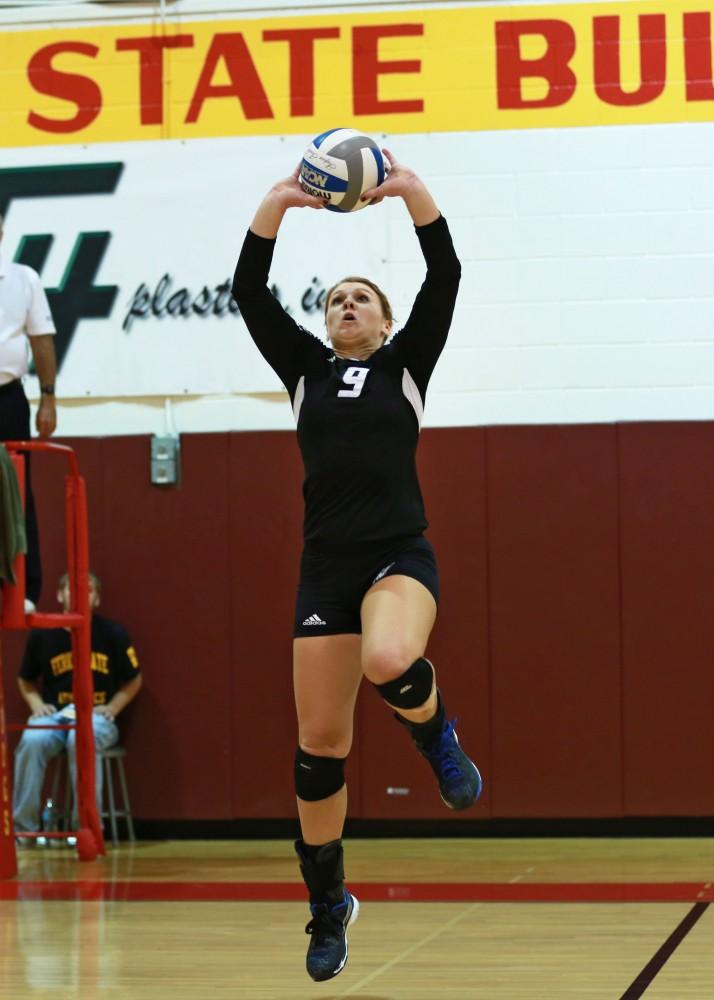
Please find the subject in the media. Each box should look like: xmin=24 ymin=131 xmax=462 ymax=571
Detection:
xmin=16 ymin=727 xmax=55 ymax=753
xmin=294 ymin=748 xmax=346 ymax=802
xmin=362 ymin=644 xmax=425 ymax=686
xmin=299 ymin=730 xmax=352 ymax=759
xmin=372 ymin=655 xmax=435 ymax=710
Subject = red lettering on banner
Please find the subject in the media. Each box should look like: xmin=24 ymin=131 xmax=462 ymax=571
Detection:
xmin=352 ymin=24 xmax=424 ymax=115
xmin=116 ymin=35 xmax=194 ymax=125
xmin=22 ymin=13 xmax=714 ymax=137
xmin=186 ymin=33 xmax=273 ymax=123
xmin=263 ymin=27 xmax=340 ymax=116
xmin=684 ymin=12 xmax=714 ymax=100
xmin=495 ymin=20 xmax=576 ymax=109
xmin=593 ymin=15 xmax=666 ymax=106
xmin=27 ymin=42 xmax=101 ymax=133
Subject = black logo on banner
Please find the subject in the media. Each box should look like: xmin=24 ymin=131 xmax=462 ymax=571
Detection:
xmin=122 ymin=276 xmax=305 ymax=331
xmin=123 ymin=274 xmax=241 ymax=332
xmin=0 ymin=163 xmax=123 ymax=371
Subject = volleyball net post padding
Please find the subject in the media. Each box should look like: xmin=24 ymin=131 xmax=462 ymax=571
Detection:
xmin=0 ymin=442 xmax=104 ymax=877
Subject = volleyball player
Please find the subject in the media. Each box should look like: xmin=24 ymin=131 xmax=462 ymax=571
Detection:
xmin=232 ymin=149 xmax=482 ymax=982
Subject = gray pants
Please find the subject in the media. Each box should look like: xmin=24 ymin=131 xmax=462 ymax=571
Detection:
xmin=13 ymin=711 xmax=119 ymax=832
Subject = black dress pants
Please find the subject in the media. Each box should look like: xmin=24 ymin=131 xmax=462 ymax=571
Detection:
xmin=0 ymin=380 xmax=42 ymax=603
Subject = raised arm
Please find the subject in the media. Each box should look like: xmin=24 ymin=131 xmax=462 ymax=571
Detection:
xmin=249 ymin=165 xmax=325 ymax=238
xmin=232 ymin=168 xmax=327 ymax=395
xmin=364 ymin=152 xmax=461 ymax=392
xmin=361 ymin=148 xmax=440 ymax=226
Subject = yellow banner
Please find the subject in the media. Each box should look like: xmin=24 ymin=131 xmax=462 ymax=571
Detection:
xmin=1 ymin=1 xmax=713 ymax=147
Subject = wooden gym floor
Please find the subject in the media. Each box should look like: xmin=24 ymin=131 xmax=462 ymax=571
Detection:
xmin=1 ymin=837 xmax=713 ymax=999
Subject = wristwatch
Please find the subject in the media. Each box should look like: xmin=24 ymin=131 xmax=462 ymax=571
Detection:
xmin=40 ymin=384 xmax=55 ymax=395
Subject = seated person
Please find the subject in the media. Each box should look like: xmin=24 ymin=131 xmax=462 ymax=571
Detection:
xmin=13 ymin=571 xmax=142 ymax=836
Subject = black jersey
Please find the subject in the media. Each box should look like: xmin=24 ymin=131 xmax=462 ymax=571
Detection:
xmin=232 ymin=215 xmax=460 ymax=549
xmin=19 ymin=614 xmax=140 ymax=707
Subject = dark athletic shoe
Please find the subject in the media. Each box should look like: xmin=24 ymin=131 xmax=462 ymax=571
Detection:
xmin=416 ymin=718 xmax=482 ymax=810
xmin=304 ymin=890 xmax=359 ymax=982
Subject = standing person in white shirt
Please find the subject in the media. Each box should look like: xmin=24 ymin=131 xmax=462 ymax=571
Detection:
xmin=0 ymin=211 xmax=58 ymax=611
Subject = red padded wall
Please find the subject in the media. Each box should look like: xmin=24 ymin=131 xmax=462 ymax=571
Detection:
xmin=2 ymin=421 xmax=713 ymax=822
xmin=85 ymin=436 xmax=230 ymax=818
xmin=620 ymin=423 xmax=714 ymax=815
xmin=228 ymin=431 xmax=303 ymax=818
xmin=99 ymin=435 xmax=235 ymax=819
xmin=487 ymin=426 xmax=623 ymax=817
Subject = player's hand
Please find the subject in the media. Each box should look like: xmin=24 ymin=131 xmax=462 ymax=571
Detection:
xmin=31 ymin=703 xmax=57 ymax=718
xmin=93 ymin=705 xmax=117 ymax=721
xmin=270 ymin=165 xmax=326 ymax=211
xmin=250 ymin=164 xmax=325 ymax=239
xmin=361 ymin=149 xmax=418 ymax=205
xmin=36 ymin=396 xmax=56 ymax=439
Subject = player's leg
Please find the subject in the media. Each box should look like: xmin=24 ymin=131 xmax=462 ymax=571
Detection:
xmin=361 ymin=573 xmax=482 ymax=810
xmin=294 ymin=633 xmax=361 ymax=843
xmin=12 ymin=712 xmax=67 ymax=834
xmin=293 ymin=633 xmax=362 ymax=981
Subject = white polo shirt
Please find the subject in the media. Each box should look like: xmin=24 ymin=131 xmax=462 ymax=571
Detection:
xmin=0 ymin=249 xmax=56 ymax=386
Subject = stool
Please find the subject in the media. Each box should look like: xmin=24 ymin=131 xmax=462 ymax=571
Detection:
xmin=48 ymin=745 xmax=136 ymax=845
xmin=100 ymin=746 xmax=136 ymax=844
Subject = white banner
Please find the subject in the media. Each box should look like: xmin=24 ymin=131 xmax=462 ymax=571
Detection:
xmin=3 ymin=124 xmax=714 ymax=431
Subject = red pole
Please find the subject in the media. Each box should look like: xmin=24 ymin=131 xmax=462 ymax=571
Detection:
xmin=0 ymin=451 xmax=22 ymax=879
xmin=68 ymin=475 xmax=104 ymax=859
xmin=1 ymin=442 xmax=104 ymax=866
xmin=0 ymin=639 xmax=18 ymax=878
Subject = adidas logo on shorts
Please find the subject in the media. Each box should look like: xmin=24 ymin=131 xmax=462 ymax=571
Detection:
xmin=302 ymin=614 xmax=327 ymax=626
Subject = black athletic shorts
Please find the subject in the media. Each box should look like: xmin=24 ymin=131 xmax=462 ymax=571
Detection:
xmin=293 ymin=535 xmax=439 ymax=638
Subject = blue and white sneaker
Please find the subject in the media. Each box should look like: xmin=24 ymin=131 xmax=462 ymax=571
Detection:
xmin=416 ymin=718 xmax=482 ymax=810
xmin=304 ymin=890 xmax=360 ymax=981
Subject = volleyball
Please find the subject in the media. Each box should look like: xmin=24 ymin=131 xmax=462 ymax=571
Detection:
xmin=299 ymin=128 xmax=388 ymax=213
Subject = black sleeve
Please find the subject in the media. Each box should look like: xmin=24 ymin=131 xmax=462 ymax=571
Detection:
xmin=388 ymin=215 xmax=461 ymax=398
xmin=109 ymin=622 xmax=141 ymax=686
xmin=232 ymin=229 xmax=328 ymax=399
xmin=19 ymin=630 xmax=45 ymax=682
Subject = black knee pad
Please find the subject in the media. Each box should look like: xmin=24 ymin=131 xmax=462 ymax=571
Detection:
xmin=294 ymin=748 xmax=346 ymax=802
xmin=374 ymin=656 xmax=434 ymax=709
